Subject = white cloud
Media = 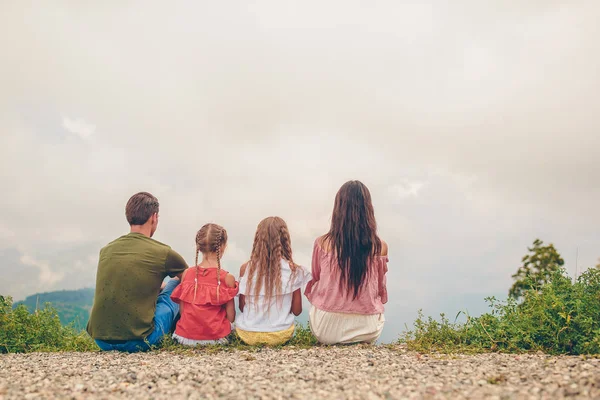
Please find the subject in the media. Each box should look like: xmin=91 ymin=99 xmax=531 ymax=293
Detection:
xmin=19 ymin=254 xmax=65 ymax=286
xmin=389 ymin=180 xmax=427 ymax=200
xmin=62 ymin=116 xmax=95 ymax=139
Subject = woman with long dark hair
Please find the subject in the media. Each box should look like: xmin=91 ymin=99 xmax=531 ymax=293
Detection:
xmin=305 ymin=180 xmax=388 ymax=344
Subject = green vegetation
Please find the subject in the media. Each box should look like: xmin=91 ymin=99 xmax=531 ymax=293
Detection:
xmin=0 ymin=295 xmax=97 ymax=353
xmin=14 ymin=288 xmax=94 ymax=330
xmin=401 ymin=240 xmax=600 ymax=355
xmin=3 ymin=238 xmax=599 ymax=355
xmin=509 ymin=239 xmax=565 ymax=299
xmin=1 ymin=293 xmax=317 ymax=353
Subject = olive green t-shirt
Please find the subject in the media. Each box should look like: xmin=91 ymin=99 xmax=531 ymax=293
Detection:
xmin=87 ymin=233 xmax=188 ymax=340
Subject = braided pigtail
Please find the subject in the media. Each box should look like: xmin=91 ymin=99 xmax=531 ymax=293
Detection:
xmin=194 ymin=252 xmax=200 ymax=301
xmin=279 ymin=221 xmax=298 ymax=299
xmin=193 ymin=232 xmax=202 ymax=301
xmin=248 ymin=217 xmax=295 ymax=312
xmin=215 ymin=227 xmax=223 ymax=302
xmin=280 ymin=222 xmax=296 ymax=271
xmin=194 ymin=224 xmax=228 ymax=302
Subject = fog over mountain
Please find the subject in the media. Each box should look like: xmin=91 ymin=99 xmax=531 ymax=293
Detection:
xmin=1 ymin=1 xmax=599 ymax=342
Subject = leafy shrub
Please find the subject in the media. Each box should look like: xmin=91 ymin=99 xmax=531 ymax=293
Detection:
xmin=401 ymin=268 xmax=600 ymax=355
xmin=509 ymin=239 xmax=565 ymax=299
xmin=0 ymin=295 xmax=97 ymax=353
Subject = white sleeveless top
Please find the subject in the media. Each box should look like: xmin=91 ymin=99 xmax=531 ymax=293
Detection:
xmin=236 ymin=260 xmax=311 ymax=332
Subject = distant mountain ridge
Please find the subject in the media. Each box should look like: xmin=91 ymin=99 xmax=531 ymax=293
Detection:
xmin=14 ymin=288 xmax=95 ymax=330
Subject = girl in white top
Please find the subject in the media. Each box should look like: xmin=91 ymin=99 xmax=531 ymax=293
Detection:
xmin=236 ymin=217 xmax=311 ymax=346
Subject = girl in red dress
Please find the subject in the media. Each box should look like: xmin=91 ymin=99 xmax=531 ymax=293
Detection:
xmin=170 ymin=223 xmax=238 ymax=345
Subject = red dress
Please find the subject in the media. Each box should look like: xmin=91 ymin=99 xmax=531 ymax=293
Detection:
xmin=171 ymin=267 xmax=239 ymax=340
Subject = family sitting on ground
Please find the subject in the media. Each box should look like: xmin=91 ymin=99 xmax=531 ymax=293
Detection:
xmin=86 ymin=180 xmax=388 ymax=352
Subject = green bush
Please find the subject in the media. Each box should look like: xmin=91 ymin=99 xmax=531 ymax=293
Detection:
xmin=0 ymin=295 xmax=97 ymax=353
xmin=401 ymin=268 xmax=600 ymax=355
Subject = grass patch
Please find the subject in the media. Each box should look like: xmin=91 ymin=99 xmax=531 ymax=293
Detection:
xmin=157 ymin=323 xmax=318 ymax=353
xmin=0 ymin=295 xmax=97 ymax=353
xmin=400 ymin=268 xmax=600 ymax=355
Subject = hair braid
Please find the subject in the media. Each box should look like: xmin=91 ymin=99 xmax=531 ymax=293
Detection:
xmin=193 ymin=230 xmax=203 ymax=301
xmin=194 ymin=223 xmax=228 ymax=303
xmin=246 ymin=226 xmax=267 ymax=311
xmin=194 ymin=247 xmax=200 ymax=301
xmin=280 ymin=223 xmax=296 ymax=271
xmin=247 ymin=217 xmax=295 ymax=311
xmin=270 ymin=234 xmax=283 ymax=300
xmin=215 ymin=227 xmax=223 ymax=302
xmin=279 ymin=222 xmax=298 ymax=293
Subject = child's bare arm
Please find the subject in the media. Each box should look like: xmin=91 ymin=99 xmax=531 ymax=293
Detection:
xmin=223 ymin=273 xmax=237 ymax=320
xmin=291 ymin=289 xmax=302 ymax=316
xmin=225 ymin=273 xmax=235 ymax=288
xmin=225 ymin=299 xmax=236 ymax=322
xmin=239 ymin=294 xmax=245 ymax=312
xmin=239 ymin=262 xmax=248 ymax=277
xmin=238 ymin=263 xmax=247 ymax=312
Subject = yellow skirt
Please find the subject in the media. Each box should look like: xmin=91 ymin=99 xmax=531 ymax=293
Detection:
xmin=236 ymin=324 xmax=295 ymax=346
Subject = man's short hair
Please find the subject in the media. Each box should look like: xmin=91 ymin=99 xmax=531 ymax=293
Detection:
xmin=125 ymin=192 xmax=159 ymax=226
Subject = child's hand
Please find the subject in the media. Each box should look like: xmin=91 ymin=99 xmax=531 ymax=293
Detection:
xmin=161 ymin=276 xmax=179 ymax=290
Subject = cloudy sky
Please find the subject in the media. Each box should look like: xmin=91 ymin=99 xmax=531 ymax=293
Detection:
xmin=1 ymin=1 xmax=599 ymax=342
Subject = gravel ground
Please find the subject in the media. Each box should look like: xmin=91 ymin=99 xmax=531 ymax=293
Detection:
xmin=1 ymin=345 xmax=599 ymax=399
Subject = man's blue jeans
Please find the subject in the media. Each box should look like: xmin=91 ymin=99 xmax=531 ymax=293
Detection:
xmin=95 ymin=279 xmax=180 ymax=353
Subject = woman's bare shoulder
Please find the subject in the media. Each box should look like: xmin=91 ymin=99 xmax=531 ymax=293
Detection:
xmin=380 ymin=240 xmax=388 ymax=257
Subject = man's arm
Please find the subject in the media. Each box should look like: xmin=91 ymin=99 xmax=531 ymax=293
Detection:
xmin=165 ymin=249 xmax=188 ymax=279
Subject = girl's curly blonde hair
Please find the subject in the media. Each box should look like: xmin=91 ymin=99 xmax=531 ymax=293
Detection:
xmin=245 ymin=217 xmax=297 ymax=307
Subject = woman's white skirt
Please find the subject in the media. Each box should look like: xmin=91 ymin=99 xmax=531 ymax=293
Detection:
xmin=309 ymin=305 xmax=385 ymax=345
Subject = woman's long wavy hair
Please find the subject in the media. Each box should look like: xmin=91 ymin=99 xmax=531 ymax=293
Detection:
xmin=246 ymin=217 xmax=297 ymax=307
xmin=324 ymin=180 xmax=381 ymax=299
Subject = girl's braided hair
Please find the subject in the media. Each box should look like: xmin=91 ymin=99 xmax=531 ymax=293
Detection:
xmin=246 ymin=217 xmax=297 ymax=309
xmin=194 ymin=223 xmax=227 ymax=302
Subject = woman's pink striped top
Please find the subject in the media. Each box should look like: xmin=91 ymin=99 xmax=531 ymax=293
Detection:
xmin=304 ymin=238 xmax=388 ymax=314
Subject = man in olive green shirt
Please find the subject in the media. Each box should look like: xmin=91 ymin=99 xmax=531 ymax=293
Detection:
xmin=87 ymin=192 xmax=188 ymax=352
